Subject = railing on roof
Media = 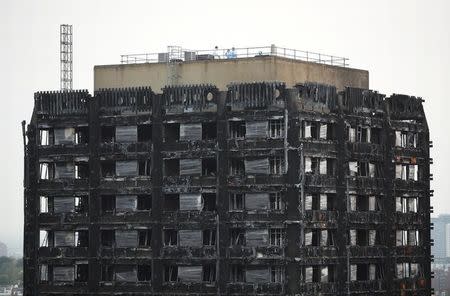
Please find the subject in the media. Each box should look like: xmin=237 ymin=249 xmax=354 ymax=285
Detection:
xmin=120 ymin=45 xmax=349 ymax=67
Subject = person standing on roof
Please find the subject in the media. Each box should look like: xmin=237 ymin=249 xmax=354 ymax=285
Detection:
xmin=213 ymin=46 xmax=220 ymax=59
xmin=225 ymin=49 xmax=232 ymax=59
xmin=230 ymin=47 xmax=237 ymax=58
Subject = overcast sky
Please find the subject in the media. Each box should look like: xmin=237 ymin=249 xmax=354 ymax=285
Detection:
xmin=0 ymin=0 xmax=449 ymax=256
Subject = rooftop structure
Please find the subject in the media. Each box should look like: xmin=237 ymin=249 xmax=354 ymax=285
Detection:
xmin=94 ymin=45 xmax=368 ymax=92
xmin=23 ymin=50 xmax=431 ymax=296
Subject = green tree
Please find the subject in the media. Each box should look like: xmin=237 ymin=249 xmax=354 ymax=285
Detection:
xmin=0 ymin=256 xmax=23 ymax=285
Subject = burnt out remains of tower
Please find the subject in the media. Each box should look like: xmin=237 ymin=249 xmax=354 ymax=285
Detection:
xmin=23 ymin=52 xmax=432 ymax=295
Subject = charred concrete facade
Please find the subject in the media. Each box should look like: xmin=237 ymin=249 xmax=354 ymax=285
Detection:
xmin=24 ymin=69 xmax=431 ymax=295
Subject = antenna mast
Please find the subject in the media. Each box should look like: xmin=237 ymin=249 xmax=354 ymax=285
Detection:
xmin=60 ymin=24 xmax=73 ymax=90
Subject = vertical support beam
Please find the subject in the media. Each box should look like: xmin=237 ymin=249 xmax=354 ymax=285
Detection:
xmin=23 ymin=122 xmax=38 ymax=296
xmin=88 ymin=94 xmax=100 ymax=292
xmin=285 ymin=89 xmax=301 ymax=294
xmin=216 ymin=91 xmax=229 ymax=294
xmin=335 ymin=96 xmax=349 ymax=295
xmin=421 ymin=120 xmax=432 ymax=294
xmin=151 ymin=94 xmax=163 ymax=292
xmin=383 ymin=112 xmax=395 ymax=293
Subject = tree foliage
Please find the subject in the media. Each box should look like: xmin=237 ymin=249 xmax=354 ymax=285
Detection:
xmin=0 ymin=257 xmax=22 ymax=285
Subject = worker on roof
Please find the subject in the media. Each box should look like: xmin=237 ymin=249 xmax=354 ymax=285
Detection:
xmin=230 ymin=47 xmax=237 ymax=58
xmin=225 ymin=47 xmax=237 ymax=59
xmin=213 ymin=46 xmax=220 ymax=59
xmin=225 ymin=49 xmax=232 ymax=59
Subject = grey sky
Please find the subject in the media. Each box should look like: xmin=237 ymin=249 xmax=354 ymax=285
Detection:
xmin=0 ymin=0 xmax=449 ymax=255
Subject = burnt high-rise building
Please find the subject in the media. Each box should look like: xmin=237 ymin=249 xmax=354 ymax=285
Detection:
xmin=23 ymin=47 xmax=432 ymax=295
